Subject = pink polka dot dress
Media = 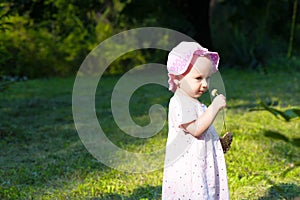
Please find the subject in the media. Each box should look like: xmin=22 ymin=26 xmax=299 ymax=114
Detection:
xmin=162 ymin=91 xmax=230 ymax=200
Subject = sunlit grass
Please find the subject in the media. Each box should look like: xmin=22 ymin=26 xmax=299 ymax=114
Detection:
xmin=0 ymin=70 xmax=299 ymax=199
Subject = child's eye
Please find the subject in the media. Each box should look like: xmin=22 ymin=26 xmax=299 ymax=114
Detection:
xmin=196 ymin=76 xmax=202 ymax=80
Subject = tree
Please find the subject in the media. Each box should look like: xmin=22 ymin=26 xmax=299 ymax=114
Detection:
xmin=120 ymin=0 xmax=213 ymax=48
xmin=174 ymin=0 xmax=213 ymax=49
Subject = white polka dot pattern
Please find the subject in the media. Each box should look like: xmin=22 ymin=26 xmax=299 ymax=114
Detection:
xmin=162 ymin=91 xmax=229 ymax=199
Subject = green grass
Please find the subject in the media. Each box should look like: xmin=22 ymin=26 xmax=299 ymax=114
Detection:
xmin=0 ymin=69 xmax=299 ymax=199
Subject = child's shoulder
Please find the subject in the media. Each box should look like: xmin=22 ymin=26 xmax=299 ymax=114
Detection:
xmin=169 ymin=91 xmax=202 ymax=109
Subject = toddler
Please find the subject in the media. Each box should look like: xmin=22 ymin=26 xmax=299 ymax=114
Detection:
xmin=162 ymin=41 xmax=230 ymax=199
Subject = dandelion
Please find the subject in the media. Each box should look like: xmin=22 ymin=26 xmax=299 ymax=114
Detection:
xmin=211 ymin=89 xmax=218 ymax=97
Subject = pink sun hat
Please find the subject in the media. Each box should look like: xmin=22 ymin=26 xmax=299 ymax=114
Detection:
xmin=167 ymin=41 xmax=220 ymax=92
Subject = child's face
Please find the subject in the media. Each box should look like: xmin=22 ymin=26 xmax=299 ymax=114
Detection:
xmin=178 ymin=56 xmax=213 ymax=98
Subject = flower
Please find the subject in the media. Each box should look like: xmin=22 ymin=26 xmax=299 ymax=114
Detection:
xmin=211 ymin=89 xmax=218 ymax=97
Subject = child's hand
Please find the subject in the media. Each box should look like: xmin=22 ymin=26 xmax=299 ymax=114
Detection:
xmin=211 ymin=94 xmax=226 ymax=112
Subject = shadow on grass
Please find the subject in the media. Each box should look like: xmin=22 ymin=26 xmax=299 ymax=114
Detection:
xmin=264 ymin=130 xmax=300 ymax=148
xmin=258 ymin=183 xmax=300 ymax=200
xmin=0 ymin=77 xmax=167 ymax=199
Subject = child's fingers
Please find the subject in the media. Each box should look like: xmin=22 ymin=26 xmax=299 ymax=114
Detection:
xmin=211 ymin=94 xmax=226 ymax=112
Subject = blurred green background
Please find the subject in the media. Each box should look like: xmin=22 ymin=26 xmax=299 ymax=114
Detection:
xmin=0 ymin=0 xmax=299 ymax=78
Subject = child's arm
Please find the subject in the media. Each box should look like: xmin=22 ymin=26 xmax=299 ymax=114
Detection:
xmin=180 ymin=94 xmax=226 ymax=137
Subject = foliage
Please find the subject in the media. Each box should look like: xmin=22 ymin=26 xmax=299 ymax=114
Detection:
xmin=119 ymin=0 xmax=200 ymax=42
xmin=0 ymin=0 xmax=118 ymax=77
xmin=250 ymin=101 xmax=300 ymax=121
xmin=0 ymin=0 xmax=173 ymax=77
xmin=0 ymin=2 xmax=12 ymax=31
xmin=0 ymin=0 xmax=300 ymax=77
xmin=211 ymin=0 xmax=300 ymax=71
xmin=287 ymin=0 xmax=298 ymax=58
xmin=0 ymin=3 xmax=12 ymax=76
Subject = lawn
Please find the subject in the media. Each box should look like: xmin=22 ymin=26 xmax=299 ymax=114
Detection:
xmin=0 ymin=69 xmax=299 ymax=199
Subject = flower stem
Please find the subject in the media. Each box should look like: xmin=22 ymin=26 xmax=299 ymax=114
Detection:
xmin=222 ymin=109 xmax=227 ymax=133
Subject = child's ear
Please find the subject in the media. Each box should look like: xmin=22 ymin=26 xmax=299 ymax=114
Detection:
xmin=174 ymin=75 xmax=183 ymax=87
xmin=174 ymin=79 xmax=179 ymax=86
